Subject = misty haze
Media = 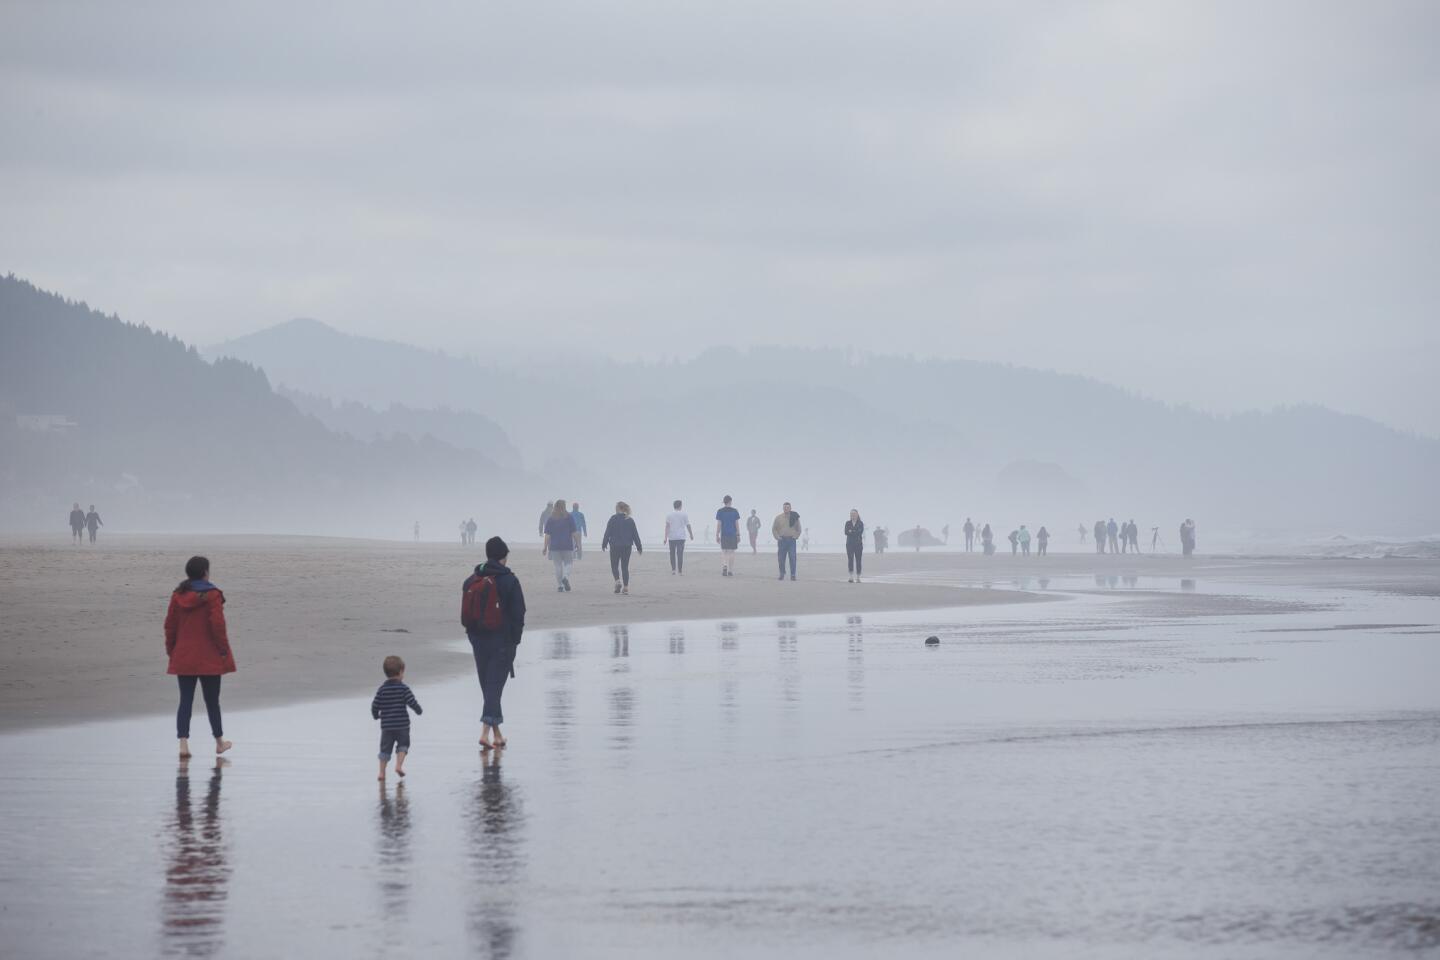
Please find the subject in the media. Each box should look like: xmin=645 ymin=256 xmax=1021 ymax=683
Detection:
xmin=2 ymin=2 xmax=1437 ymax=958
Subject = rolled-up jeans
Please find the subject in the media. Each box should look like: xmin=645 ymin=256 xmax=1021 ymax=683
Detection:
xmin=550 ymin=549 xmax=574 ymax=586
xmin=777 ymin=537 xmax=797 ymax=577
xmin=468 ymin=631 xmax=514 ymax=726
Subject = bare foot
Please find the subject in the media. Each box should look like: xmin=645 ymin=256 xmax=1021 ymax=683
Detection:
xmin=216 ymin=739 xmax=233 ymax=755
xmin=178 ymin=739 xmax=192 ymax=759
xmin=492 ymin=735 xmax=507 ymax=748
xmin=396 ymin=769 xmax=406 ymax=778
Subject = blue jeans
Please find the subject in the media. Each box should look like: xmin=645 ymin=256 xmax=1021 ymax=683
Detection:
xmin=777 ymin=538 xmax=797 ymax=577
xmin=468 ymin=631 xmax=514 ymax=726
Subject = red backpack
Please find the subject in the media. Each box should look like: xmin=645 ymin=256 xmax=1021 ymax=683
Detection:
xmin=461 ymin=575 xmax=505 ymax=631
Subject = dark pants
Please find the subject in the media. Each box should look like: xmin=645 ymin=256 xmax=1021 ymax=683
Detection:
xmin=964 ymin=533 xmax=973 ymax=551
xmin=1038 ymin=541 xmax=1047 ymax=555
xmin=668 ymin=539 xmax=686 ymax=573
xmin=378 ymin=727 xmax=411 ymax=760
xmin=177 ymin=675 xmax=223 ymax=739
xmin=846 ymin=541 xmax=863 ymax=575
xmin=88 ymin=527 xmax=97 ymax=542
xmin=469 ymin=631 xmax=514 ymax=726
xmin=610 ymin=545 xmax=633 ymax=586
xmin=777 ymin=538 xmax=797 ymax=577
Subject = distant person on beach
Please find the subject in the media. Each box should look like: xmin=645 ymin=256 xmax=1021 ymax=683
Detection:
xmin=1078 ymin=523 xmax=1087 ymax=544
xmin=539 ymin=502 xmax=553 ymax=539
xmin=463 ymin=537 xmax=526 ymax=750
xmin=460 ymin=521 xmax=467 ymax=545
xmin=747 ymin=510 xmax=762 ymax=553
xmin=1094 ymin=520 xmax=1107 ymax=554
xmin=602 ymin=501 xmax=643 ymax=594
xmin=413 ymin=521 xmax=420 ymax=542
xmin=715 ymin=496 xmax=741 ymax=577
xmin=542 ymin=500 xmax=579 ymax=592
xmin=963 ymin=518 xmax=975 ymax=552
xmin=1127 ymin=519 xmax=1139 ymax=553
xmin=1008 ymin=529 xmax=1020 ymax=555
xmin=773 ymin=502 xmax=801 ymax=580
xmin=844 ymin=509 xmax=865 ymax=583
xmin=1181 ymin=518 xmax=1197 ymax=556
xmin=913 ymin=525 xmax=923 ymax=552
xmin=165 ymin=555 xmax=235 ymax=760
xmin=466 ymin=518 xmax=478 ymax=546
xmin=68 ymin=502 xmax=84 ymax=543
xmin=663 ymin=500 xmax=693 ymax=575
xmin=371 ymin=655 xmax=422 ymax=782
xmin=1037 ymin=526 xmax=1050 ymax=556
xmin=570 ymin=503 xmax=587 ymax=558
xmin=981 ymin=523 xmax=994 ymax=555
xmin=1107 ymin=518 xmax=1119 ymax=554
xmin=1152 ymin=526 xmax=1160 ymax=552
xmin=1019 ymin=525 xmax=1031 ymax=556
xmin=85 ymin=505 xmax=103 ymax=543
xmin=942 ymin=523 xmax=950 ymax=545
xmin=801 ymin=530 xmax=811 ymax=552
xmin=873 ymin=526 xmax=884 ymax=554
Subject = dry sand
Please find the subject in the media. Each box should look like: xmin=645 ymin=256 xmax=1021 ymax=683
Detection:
xmin=2 ymin=534 xmax=1433 ymax=732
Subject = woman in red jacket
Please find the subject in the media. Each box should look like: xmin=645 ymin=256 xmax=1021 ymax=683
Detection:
xmin=164 ymin=556 xmax=235 ymax=758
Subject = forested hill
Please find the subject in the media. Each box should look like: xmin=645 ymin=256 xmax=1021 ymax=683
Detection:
xmin=211 ymin=318 xmax=1440 ymax=539
xmin=0 ymin=275 xmax=530 ymax=535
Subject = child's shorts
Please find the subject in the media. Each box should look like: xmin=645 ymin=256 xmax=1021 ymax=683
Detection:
xmin=378 ymin=727 xmax=411 ymax=760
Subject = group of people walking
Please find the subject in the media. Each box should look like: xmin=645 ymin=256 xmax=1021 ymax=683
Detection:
xmin=67 ymin=503 xmax=103 ymax=543
xmin=164 ymin=536 xmax=530 ymax=778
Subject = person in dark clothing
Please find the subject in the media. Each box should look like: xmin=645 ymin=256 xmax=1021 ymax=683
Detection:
xmin=69 ymin=502 xmax=85 ymax=543
xmin=85 ymin=505 xmax=103 ymax=543
xmin=570 ymin=503 xmax=588 ymax=559
xmin=1094 ymin=519 xmax=1107 ymax=554
xmin=371 ymin=654 xmax=422 ymax=781
xmin=1036 ymin=526 xmax=1050 ymax=556
xmin=463 ymin=537 xmax=527 ymax=750
xmin=1008 ymin=529 xmax=1019 ymax=555
xmin=963 ymin=517 xmax=975 ymax=552
xmin=538 ymin=502 xmax=553 ymax=539
xmin=981 ymin=523 xmax=994 ymax=555
xmin=1107 ymin=518 xmax=1119 ymax=554
xmin=844 ymin=509 xmax=865 ymax=583
xmin=601 ymin=501 xmax=644 ymax=594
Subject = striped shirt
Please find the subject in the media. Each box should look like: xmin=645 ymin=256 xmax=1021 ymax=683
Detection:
xmin=371 ymin=679 xmax=422 ymax=730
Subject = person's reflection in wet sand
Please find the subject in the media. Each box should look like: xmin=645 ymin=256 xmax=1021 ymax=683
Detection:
xmin=467 ymin=749 xmax=526 ymax=960
xmin=846 ymin=615 xmax=865 ymax=711
xmin=778 ymin=619 xmax=800 ymax=710
xmin=668 ymin=627 xmax=685 ymax=655
xmin=610 ymin=624 xmax=630 ymax=660
xmin=545 ymin=631 xmax=576 ymax=755
xmin=375 ymin=782 xmax=412 ymax=940
xmin=719 ymin=622 xmax=740 ymax=727
xmin=162 ymin=758 xmax=230 ymax=958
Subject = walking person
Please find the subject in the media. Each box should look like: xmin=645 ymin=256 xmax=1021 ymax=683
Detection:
xmin=413 ymin=520 xmax=420 ymax=542
xmin=715 ymin=495 xmax=742 ymax=577
xmin=844 ymin=509 xmax=865 ymax=583
xmin=570 ymin=502 xmax=587 ymax=559
xmin=773 ymin=502 xmax=801 ymax=580
xmin=371 ymin=655 xmax=422 ymax=781
xmin=1107 ymin=518 xmax=1119 ymax=554
xmin=466 ymin=518 xmax=478 ymax=546
xmin=1019 ymin=525 xmax=1031 ymax=556
xmin=1078 ymin=522 xmax=1087 ymax=545
xmin=68 ymin=502 xmax=85 ymax=543
xmin=164 ymin=556 xmax=235 ymax=759
xmin=538 ymin=502 xmax=554 ymax=540
xmin=462 ymin=537 xmax=526 ymax=750
xmin=663 ymin=500 xmax=693 ymax=575
xmin=963 ymin=517 xmax=975 ymax=552
xmin=746 ymin=509 xmax=761 ymax=554
xmin=1036 ymin=526 xmax=1049 ymax=556
xmin=542 ymin=500 xmax=579 ymax=591
xmin=85 ymin=505 xmax=103 ymax=543
xmin=602 ymin=501 xmax=643 ymax=594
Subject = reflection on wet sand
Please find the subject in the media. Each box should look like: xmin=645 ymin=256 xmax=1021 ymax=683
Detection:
xmin=778 ymin=619 xmax=800 ymax=710
xmin=466 ymin=750 xmax=525 ymax=960
xmin=610 ymin=625 xmax=630 ymax=661
xmin=719 ymin=622 xmax=740 ymax=724
xmin=847 ymin=615 xmax=865 ymax=710
xmin=375 ymin=783 xmax=412 ymax=932
xmin=668 ymin=627 xmax=685 ymax=655
xmin=162 ymin=758 xmax=230 ymax=958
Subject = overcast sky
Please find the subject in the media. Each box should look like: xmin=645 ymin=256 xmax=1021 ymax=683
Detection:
xmin=3 ymin=1 xmax=1437 ymax=436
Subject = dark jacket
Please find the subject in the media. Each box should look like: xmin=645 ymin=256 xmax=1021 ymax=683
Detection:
xmin=844 ymin=519 xmax=865 ymax=545
xmin=164 ymin=580 xmax=236 ymax=676
xmin=601 ymin=513 xmax=643 ymax=553
xmin=463 ymin=561 xmax=526 ymax=645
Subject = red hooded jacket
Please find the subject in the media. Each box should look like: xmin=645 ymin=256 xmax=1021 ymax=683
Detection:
xmin=164 ymin=583 xmax=236 ymax=676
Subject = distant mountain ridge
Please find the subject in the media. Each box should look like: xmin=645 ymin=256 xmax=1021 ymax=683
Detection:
xmin=0 ymin=276 xmax=536 ymax=535
xmin=210 ymin=317 xmax=1440 ymax=538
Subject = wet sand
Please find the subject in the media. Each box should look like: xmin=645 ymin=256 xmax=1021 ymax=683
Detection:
xmin=1 ymin=534 xmax=1435 ymax=732
xmin=2 ymin=581 xmax=1437 ymax=957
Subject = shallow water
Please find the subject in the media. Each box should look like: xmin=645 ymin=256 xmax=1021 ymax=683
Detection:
xmin=2 ymin=583 xmax=1438 ymax=958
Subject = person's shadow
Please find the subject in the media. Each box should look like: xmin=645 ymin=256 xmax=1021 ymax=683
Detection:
xmin=467 ymin=750 xmax=526 ymax=958
xmin=162 ymin=758 xmax=230 ymax=957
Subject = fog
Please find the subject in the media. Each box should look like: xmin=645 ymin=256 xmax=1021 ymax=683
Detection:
xmin=2 ymin=3 xmax=1438 ymax=545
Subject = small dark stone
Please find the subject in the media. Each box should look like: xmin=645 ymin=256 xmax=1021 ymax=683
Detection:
xmin=924 ymin=635 xmax=940 ymax=645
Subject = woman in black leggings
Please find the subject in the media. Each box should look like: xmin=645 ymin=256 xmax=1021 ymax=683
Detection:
xmin=844 ymin=509 xmax=865 ymax=583
xmin=602 ymin=501 xmax=643 ymax=595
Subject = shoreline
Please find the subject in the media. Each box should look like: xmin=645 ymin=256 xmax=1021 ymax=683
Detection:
xmin=3 ymin=534 xmax=1436 ymax=733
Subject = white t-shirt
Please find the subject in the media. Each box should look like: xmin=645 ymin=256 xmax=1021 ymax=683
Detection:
xmin=666 ymin=511 xmax=691 ymax=540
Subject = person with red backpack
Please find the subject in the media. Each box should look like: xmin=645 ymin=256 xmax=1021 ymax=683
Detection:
xmin=461 ymin=536 xmax=527 ymax=750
